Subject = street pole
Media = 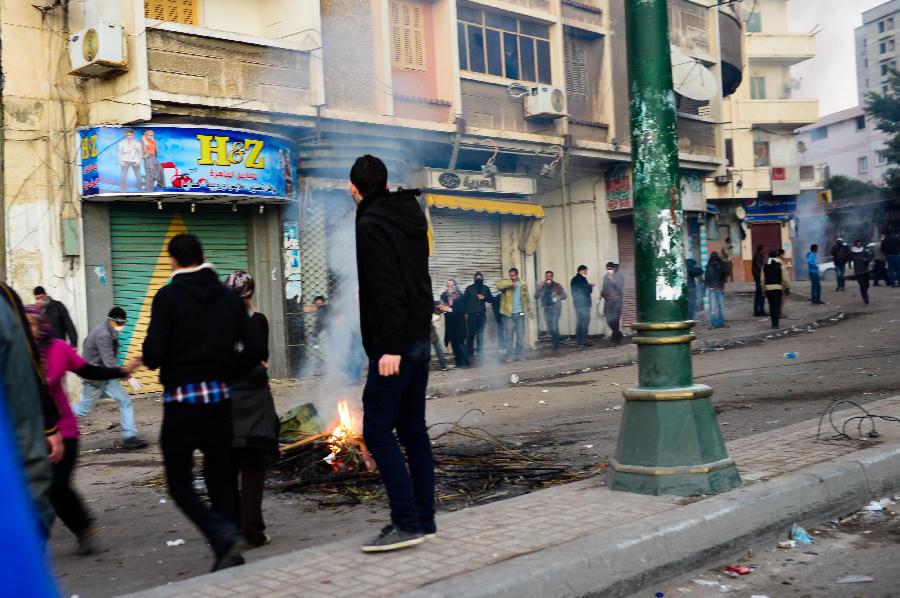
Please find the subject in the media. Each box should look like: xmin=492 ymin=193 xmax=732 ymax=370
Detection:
xmin=607 ymin=0 xmax=741 ymax=495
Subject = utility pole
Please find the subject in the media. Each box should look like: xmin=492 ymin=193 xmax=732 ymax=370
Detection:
xmin=607 ymin=0 xmax=741 ymax=496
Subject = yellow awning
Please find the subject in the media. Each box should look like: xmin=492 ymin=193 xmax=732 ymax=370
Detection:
xmin=425 ymin=194 xmax=545 ymax=219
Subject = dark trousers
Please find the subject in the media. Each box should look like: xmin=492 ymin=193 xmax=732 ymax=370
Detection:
xmin=835 ymin=263 xmax=847 ymax=290
xmin=575 ymin=306 xmax=591 ymax=345
xmin=766 ymin=290 xmax=783 ymax=328
xmin=753 ymin=277 xmax=766 ymax=315
xmin=233 ymin=448 xmax=267 ymax=545
xmin=362 ymin=341 xmax=434 ymax=534
xmin=543 ymin=305 xmax=561 ymax=348
xmin=810 ymin=272 xmax=821 ymax=304
xmin=605 ymin=306 xmax=623 ymax=343
xmin=888 ymin=255 xmax=900 ymax=286
xmin=856 ymin=272 xmax=871 ymax=304
xmin=160 ymin=401 xmax=241 ymax=557
xmin=466 ymin=314 xmax=486 ymax=359
xmin=50 ymin=438 xmax=91 ymax=537
xmin=873 ymin=259 xmax=888 ymax=285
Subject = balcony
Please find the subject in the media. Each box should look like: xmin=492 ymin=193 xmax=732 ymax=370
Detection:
xmin=746 ymin=33 xmax=816 ymax=66
xmin=733 ymin=99 xmax=819 ymax=128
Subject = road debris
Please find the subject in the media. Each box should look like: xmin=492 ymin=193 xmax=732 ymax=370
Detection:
xmin=724 ymin=564 xmax=753 ymax=576
xmin=783 ymin=352 xmax=797 ymax=359
xmin=165 ymin=539 xmax=185 ymax=547
xmin=835 ymin=575 xmax=874 ymax=584
xmin=862 ymin=498 xmax=895 ymax=511
xmin=777 ymin=540 xmax=797 ymax=549
xmin=538 ymin=400 xmax=547 ymax=405
xmin=510 ymin=374 xmax=520 ymax=384
xmin=790 ymin=524 xmax=814 ymax=544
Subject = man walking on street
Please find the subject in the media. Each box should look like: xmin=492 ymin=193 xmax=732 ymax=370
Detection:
xmin=762 ymin=250 xmax=785 ymax=329
xmin=807 ymin=244 xmax=823 ymax=305
xmin=752 ymin=245 xmax=767 ymax=316
xmin=535 ymin=271 xmax=566 ymax=350
xmin=497 ymin=268 xmax=532 ymax=361
xmin=873 ymin=233 xmax=888 ymax=286
xmin=142 ymin=233 xmax=263 ymax=572
xmin=570 ymin=265 xmax=594 ymax=346
xmin=882 ymin=230 xmax=900 ymax=287
xmin=462 ymin=272 xmax=492 ymax=361
xmin=76 ymin=307 xmax=148 ymax=449
xmin=33 ymin=286 xmax=77 ymax=346
xmin=850 ymin=239 xmax=872 ymax=305
xmin=831 ymin=238 xmax=851 ymax=291
xmin=601 ymin=262 xmax=625 ymax=346
xmin=350 ymin=155 xmax=434 ymax=552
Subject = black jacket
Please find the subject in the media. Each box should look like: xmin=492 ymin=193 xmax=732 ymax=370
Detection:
xmin=570 ymin=273 xmax=593 ymax=308
xmin=705 ymin=260 xmax=727 ymax=289
xmin=882 ymin=234 xmax=900 ymax=256
xmin=142 ymin=267 xmax=263 ymax=391
xmin=356 ymin=189 xmax=432 ymax=358
xmin=831 ymin=243 xmax=850 ymax=266
xmin=231 ymin=312 xmax=270 ymax=391
xmin=44 ymin=298 xmax=77 ymax=346
xmin=462 ymin=281 xmax=492 ymax=317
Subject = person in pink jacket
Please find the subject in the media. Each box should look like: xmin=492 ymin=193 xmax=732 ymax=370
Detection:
xmin=25 ymin=306 xmax=136 ymax=555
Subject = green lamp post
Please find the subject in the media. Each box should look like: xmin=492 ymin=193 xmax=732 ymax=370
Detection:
xmin=607 ymin=0 xmax=741 ymax=496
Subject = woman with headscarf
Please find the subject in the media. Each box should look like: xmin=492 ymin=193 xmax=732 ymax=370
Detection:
xmin=224 ymin=271 xmax=280 ymax=547
xmin=25 ymin=305 xmax=135 ymax=555
xmin=439 ymin=278 xmax=469 ymax=367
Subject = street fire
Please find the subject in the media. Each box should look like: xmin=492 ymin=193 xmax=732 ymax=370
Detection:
xmin=324 ymin=400 xmax=375 ymax=472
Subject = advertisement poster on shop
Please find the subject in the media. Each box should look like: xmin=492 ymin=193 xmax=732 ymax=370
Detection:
xmin=79 ymin=125 xmax=297 ymax=199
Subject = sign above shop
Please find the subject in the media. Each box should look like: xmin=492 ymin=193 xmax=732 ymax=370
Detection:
xmin=79 ymin=125 xmax=297 ymax=200
xmin=606 ymin=164 xmax=632 ymax=211
xmin=744 ymin=194 xmax=796 ymax=215
xmin=419 ymin=169 xmax=536 ymax=195
xmin=680 ymin=170 xmax=707 ymax=213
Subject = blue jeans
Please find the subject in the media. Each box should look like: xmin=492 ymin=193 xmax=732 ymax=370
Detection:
xmin=431 ymin=336 xmax=447 ymax=369
xmin=709 ymin=289 xmax=726 ymax=328
xmin=575 ymin=306 xmax=591 ymax=345
xmin=809 ymin=272 xmax=821 ymax=304
xmin=503 ymin=314 xmax=525 ymax=356
xmin=888 ymin=255 xmax=900 ymax=286
xmin=687 ymin=286 xmax=697 ymax=320
xmin=835 ymin=263 xmax=846 ymax=290
xmin=543 ymin=304 xmax=561 ymax=348
xmin=76 ymin=380 xmax=138 ymax=438
xmin=362 ymin=340 xmax=434 ymax=533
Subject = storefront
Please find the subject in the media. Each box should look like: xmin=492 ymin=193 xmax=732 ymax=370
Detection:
xmin=740 ymin=193 xmax=796 ymax=279
xmin=79 ymin=125 xmax=297 ymax=392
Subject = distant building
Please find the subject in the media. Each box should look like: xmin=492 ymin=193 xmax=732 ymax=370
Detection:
xmin=856 ymin=0 xmax=900 ymax=105
xmin=795 ymin=107 xmax=889 ymax=186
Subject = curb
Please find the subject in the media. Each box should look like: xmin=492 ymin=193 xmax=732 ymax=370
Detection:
xmin=398 ymin=443 xmax=900 ymax=598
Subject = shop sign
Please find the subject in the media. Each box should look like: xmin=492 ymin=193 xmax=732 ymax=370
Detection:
xmin=606 ymin=164 xmax=632 ymax=211
xmin=743 ymin=194 xmax=796 ymax=215
xmin=420 ymin=169 xmax=536 ymax=195
xmin=79 ymin=125 xmax=297 ymax=199
xmin=680 ymin=170 xmax=706 ymax=212
xmin=283 ymin=222 xmax=301 ymax=301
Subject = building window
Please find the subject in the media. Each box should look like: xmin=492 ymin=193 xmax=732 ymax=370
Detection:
xmin=880 ymin=20 xmax=886 ymax=33
xmin=391 ymin=1 xmax=426 ymax=71
xmin=880 ymin=41 xmax=887 ymax=54
xmin=891 ymin=38 xmax=897 ymax=52
xmin=882 ymin=61 xmax=890 ymax=76
xmin=675 ymin=93 xmax=711 ymax=117
xmin=753 ymin=141 xmax=770 ymax=167
xmin=856 ymin=115 xmax=866 ymax=130
xmin=877 ymin=150 xmax=889 ymax=165
xmin=750 ymin=76 xmax=766 ymax=99
xmin=145 ymin=0 xmax=199 ymax=26
xmin=884 ymin=84 xmax=890 ymax=94
xmin=746 ymin=11 xmax=762 ymax=33
xmin=823 ymin=164 xmax=830 ymax=180
xmin=564 ymin=37 xmax=589 ymax=100
xmin=800 ymin=165 xmax=815 ymax=181
xmin=858 ymin=156 xmax=869 ymax=173
xmin=811 ymin=126 xmax=828 ymax=141
xmin=725 ymin=138 xmax=733 ymax=167
xmin=865 ymin=58 xmax=869 ymax=67
xmin=890 ymin=17 xmax=896 ymax=30
xmin=457 ymin=7 xmax=551 ymax=84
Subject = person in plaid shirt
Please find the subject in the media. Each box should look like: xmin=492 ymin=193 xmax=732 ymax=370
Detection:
xmin=142 ymin=234 xmax=263 ymax=573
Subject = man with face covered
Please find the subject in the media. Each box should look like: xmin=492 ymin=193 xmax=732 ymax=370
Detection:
xmin=601 ymin=262 xmax=625 ymax=345
xmin=75 ymin=307 xmax=148 ymax=449
xmin=462 ymin=271 xmax=493 ymax=362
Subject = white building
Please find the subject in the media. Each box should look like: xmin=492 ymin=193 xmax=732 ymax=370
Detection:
xmin=857 ymin=0 xmax=900 ymax=103
xmin=795 ymin=106 xmax=889 ymax=186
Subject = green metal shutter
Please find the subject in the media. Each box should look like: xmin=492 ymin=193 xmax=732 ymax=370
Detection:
xmin=109 ymin=203 xmax=249 ymax=393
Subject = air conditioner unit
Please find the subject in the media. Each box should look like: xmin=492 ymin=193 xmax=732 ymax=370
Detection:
xmin=523 ymin=85 xmax=567 ymax=120
xmin=714 ymin=173 xmax=733 ymax=185
xmin=69 ymin=23 xmax=127 ymax=78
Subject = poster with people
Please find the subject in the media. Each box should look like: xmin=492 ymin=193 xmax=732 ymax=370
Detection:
xmin=79 ymin=125 xmax=297 ymax=199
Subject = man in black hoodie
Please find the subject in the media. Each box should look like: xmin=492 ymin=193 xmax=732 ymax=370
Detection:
xmin=142 ymin=234 xmax=262 ymax=572
xmin=350 ymin=155 xmax=434 ymax=552
xmin=462 ymin=271 xmax=492 ymax=361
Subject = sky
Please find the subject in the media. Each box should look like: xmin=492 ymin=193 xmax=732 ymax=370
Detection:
xmin=787 ymin=0 xmax=885 ymax=117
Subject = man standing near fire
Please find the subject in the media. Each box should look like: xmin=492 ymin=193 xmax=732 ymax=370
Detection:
xmin=350 ymin=155 xmax=435 ymax=552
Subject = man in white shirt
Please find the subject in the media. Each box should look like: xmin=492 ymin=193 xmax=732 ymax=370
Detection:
xmin=118 ymin=129 xmax=142 ymax=192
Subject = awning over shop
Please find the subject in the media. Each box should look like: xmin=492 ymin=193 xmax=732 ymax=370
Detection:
xmin=424 ymin=194 xmax=545 ymax=219
xmin=743 ymin=214 xmax=791 ymax=222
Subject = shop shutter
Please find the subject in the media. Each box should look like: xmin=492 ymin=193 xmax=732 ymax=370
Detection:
xmin=616 ymin=222 xmax=637 ymax=326
xmin=109 ymin=203 xmax=249 ymax=393
xmin=429 ymin=209 xmax=502 ymax=299
xmin=145 ymin=0 xmax=199 ymax=26
xmin=390 ymin=0 xmax=426 ymax=71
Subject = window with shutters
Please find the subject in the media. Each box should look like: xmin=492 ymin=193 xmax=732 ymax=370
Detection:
xmin=391 ymin=1 xmax=426 ymax=71
xmin=564 ymin=38 xmax=589 ymax=101
xmin=145 ymin=0 xmax=199 ymax=26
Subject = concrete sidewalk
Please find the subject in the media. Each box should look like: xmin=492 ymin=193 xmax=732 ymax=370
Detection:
xmin=126 ymin=395 xmax=900 ymax=598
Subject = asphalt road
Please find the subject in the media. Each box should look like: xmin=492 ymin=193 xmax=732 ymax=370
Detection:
xmin=50 ymin=283 xmax=900 ymax=597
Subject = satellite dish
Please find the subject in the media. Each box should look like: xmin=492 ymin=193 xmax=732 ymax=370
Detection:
xmin=797 ymin=140 xmax=807 ymax=153
xmin=671 ymin=52 xmax=717 ymax=101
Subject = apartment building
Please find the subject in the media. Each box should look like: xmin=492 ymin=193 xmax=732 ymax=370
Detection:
xmin=706 ymin=0 xmax=822 ymax=282
xmin=796 ymin=107 xmax=889 ymax=186
xmin=3 ymin=0 xmax=743 ymax=388
xmin=857 ymin=0 xmax=900 ymax=104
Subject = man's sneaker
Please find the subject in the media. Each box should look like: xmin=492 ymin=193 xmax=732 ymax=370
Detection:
xmin=122 ymin=436 xmax=148 ymax=450
xmin=211 ymin=540 xmax=245 ymax=572
xmin=76 ymin=527 xmax=99 ymax=555
xmin=422 ymin=521 xmax=437 ymax=539
xmin=360 ymin=525 xmax=424 ymax=552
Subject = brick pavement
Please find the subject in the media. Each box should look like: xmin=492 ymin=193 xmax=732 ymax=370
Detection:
xmin=129 ymin=395 xmax=900 ymax=598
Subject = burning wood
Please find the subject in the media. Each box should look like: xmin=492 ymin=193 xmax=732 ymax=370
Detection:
xmin=324 ymin=400 xmax=376 ymax=473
